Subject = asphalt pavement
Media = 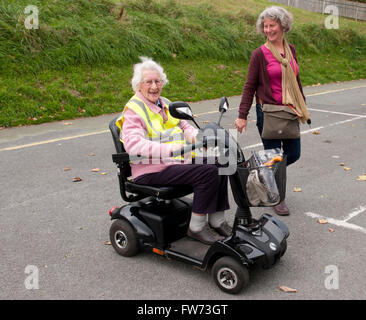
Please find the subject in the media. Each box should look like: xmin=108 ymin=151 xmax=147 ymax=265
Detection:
xmin=1 ymin=79 xmax=366 ymax=300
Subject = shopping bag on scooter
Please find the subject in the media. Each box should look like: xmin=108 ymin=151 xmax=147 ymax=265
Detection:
xmin=245 ymin=149 xmax=282 ymax=206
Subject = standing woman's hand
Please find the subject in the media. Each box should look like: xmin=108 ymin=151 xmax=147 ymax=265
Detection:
xmin=235 ymin=118 xmax=247 ymax=133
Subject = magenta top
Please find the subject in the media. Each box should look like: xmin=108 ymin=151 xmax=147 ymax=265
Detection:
xmin=260 ymin=44 xmax=299 ymax=105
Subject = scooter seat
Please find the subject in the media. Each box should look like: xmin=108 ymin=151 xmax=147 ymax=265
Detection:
xmin=125 ymin=181 xmax=193 ymax=200
xmin=109 ymin=116 xmax=193 ymax=201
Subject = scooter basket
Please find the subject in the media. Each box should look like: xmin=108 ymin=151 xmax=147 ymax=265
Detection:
xmin=235 ymin=156 xmax=287 ymax=207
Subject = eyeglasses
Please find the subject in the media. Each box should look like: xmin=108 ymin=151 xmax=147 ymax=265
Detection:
xmin=141 ymin=79 xmax=163 ymax=86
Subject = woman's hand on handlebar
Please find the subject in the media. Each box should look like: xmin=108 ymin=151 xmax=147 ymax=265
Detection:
xmin=169 ymin=144 xmax=185 ymax=157
xmin=184 ymin=135 xmax=196 ymax=144
xmin=235 ymin=118 xmax=247 ymax=133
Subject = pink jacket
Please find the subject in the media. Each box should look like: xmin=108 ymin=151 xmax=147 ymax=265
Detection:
xmin=122 ymin=92 xmax=198 ymax=179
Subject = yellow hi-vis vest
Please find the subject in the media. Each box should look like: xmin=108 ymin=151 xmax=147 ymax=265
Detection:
xmin=116 ymin=94 xmax=191 ymax=160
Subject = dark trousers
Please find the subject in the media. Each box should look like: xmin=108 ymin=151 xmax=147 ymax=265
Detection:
xmin=256 ymin=103 xmax=301 ymax=166
xmin=134 ymin=164 xmax=230 ymax=214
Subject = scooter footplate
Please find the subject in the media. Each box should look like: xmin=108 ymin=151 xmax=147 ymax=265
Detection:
xmin=167 ymin=237 xmax=210 ymax=262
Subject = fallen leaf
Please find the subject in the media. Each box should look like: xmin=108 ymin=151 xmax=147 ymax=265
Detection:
xmin=101 ymin=172 xmax=108 ymax=175
xmin=317 ymin=219 xmax=328 ymax=224
xmin=357 ymin=175 xmax=366 ymax=181
xmin=312 ymin=130 xmax=320 ymax=135
xmin=293 ymin=187 xmax=302 ymax=192
xmin=64 ymin=167 xmax=71 ymax=171
xmin=63 ymin=122 xmax=72 ymax=125
xmin=339 ymin=162 xmax=345 ymax=166
xmin=329 ymin=228 xmax=335 ymax=233
xmin=280 ymin=286 xmax=297 ymax=293
xmin=73 ymin=177 xmax=82 ymax=182
xmin=104 ymin=241 xmax=111 ymax=245
xmin=89 ymin=153 xmax=96 ymax=156
xmin=344 ymin=167 xmax=351 ymax=171
xmin=91 ymin=168 xmax=100 ymax=172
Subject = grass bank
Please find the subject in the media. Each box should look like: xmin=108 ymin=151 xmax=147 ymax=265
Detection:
xmin=1 ymin=0 xmax=366 ymax=127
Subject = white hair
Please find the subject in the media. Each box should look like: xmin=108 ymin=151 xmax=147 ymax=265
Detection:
xmin=131 ymin=56 xmax=168 ymax=92
xmin=256 ymin=6 xmax=293 ymax=34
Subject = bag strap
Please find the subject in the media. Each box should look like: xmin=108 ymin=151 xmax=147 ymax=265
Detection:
xmin=260 ymin=97 xmax=302 ymax=118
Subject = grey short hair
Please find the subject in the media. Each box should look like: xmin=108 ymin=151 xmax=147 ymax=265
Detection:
xmin=131 ymin=57 xmax=168 ymax=92
xmin=256 ymin=6 xmax=293 ymax=34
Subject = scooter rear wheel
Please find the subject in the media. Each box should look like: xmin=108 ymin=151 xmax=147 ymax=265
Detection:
xmin=110 ymin=219 xmax=139 ymax=257
xmin=212 ymin=256 xmax=249 ymax=294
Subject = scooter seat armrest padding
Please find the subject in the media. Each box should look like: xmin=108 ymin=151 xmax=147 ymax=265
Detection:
xmin=112 ymin=153 xmax=130 ymax=164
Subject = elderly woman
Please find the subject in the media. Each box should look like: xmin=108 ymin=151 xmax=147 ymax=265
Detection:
xmin=235 ymin=6 xmax=310 ymax=216
xmin=117 ymin=57 xmax=232 ymax=244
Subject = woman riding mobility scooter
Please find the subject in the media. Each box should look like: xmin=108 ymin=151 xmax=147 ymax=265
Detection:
xmin=108 ymin=97 xmax=289 ymax=294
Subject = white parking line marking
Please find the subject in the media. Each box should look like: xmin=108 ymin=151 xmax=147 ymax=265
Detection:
xmin=306 ymin=85 xmax=366 ymax=97
xmin=307 ymin=108 xmax=366 ymax=117
xmin=0 ymin=130 xmax=109 ymax=152
xmin=304 ymin=206 xmax=366 ymax=235
xmin=300 ymin=115 xmax=366 ymax=135
xmin=341 ymin=205 xmax=366 ymax=222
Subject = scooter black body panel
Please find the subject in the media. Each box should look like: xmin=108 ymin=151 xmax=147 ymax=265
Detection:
xmin=231 ymin=213 xmax=289 ymax=269
xmin=111 ymin=205 xmax=156 ymax=244
xmin=111 ymin=197 xmax=193 ymax=249
xmin=200 ymin=239 xmax=251 ymax=269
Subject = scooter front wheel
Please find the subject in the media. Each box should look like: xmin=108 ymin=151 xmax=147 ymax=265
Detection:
xmin=110 ymin=219 xmax=139 ymax=257
xmin=212 ymin=256 xmax=249 ymax=294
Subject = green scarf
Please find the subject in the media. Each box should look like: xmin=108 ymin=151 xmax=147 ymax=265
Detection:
xmin=266 ymin=39 xmax=311 ymax=124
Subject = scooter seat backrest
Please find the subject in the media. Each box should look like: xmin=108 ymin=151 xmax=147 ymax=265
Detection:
xmin=109 ymin=117 xmax=132 ymax=179
xmin=109 ymin=117 xmax=124 ymax=154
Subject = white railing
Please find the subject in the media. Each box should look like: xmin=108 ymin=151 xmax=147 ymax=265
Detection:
xmin=270 ymin=0 xmax=366 ymax=21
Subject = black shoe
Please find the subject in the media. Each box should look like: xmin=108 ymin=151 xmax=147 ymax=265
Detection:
xmin=187 ymin=225 xmax=224 ymax=245
xmin=210 ymin=221 xmax=232 ymax=237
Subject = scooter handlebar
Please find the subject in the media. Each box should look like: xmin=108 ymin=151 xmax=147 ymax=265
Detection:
xmin=170 ymin=136 xmax=217 ymax=157
xmin=171 ymin=141 xmax=204 ymax=157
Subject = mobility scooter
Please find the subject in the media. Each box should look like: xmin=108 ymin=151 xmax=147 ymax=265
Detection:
xmin=108 ymin=97 xmax=289 ymax=294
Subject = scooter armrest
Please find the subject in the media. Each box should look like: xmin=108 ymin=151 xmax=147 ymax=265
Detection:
xmin=112 ymin=153 xmax=130 ymax=164
xmin=112 ymin=152 xmax=147 ymax=164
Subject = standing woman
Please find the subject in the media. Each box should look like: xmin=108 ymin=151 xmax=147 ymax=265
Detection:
xmin=235 ymin=6 xmax=311 ymax=216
